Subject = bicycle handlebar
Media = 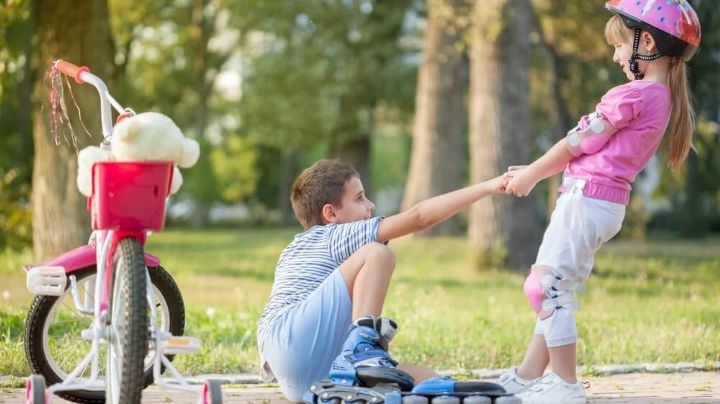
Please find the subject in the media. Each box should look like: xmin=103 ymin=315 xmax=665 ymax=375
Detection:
xmin=54 ymin=60 xmax=91 ymax=85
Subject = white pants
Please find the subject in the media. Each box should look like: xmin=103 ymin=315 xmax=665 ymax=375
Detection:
xmin=533 ymin=186 xmax=625 ymax=347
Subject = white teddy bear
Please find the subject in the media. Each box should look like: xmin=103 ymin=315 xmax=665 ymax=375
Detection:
xmin=76 ymin=112 xmax=200 ymax=197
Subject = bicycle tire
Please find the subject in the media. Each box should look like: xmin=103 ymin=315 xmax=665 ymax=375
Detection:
xmin=106 ymin=237 xmax=148 ymax=404
xmin=24 ymin=264 xmax=184 ymax=403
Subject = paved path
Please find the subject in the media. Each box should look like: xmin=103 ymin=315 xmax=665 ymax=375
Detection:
xmin=2 ymin=372 xmax=718 ymax=403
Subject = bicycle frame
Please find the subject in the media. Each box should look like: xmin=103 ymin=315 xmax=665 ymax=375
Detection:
xmin=25 ymin=60 xmax=210 ymax=403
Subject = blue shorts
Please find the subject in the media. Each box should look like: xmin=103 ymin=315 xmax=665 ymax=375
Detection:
xmin=261 ymin=269 xmax=352 ymax=402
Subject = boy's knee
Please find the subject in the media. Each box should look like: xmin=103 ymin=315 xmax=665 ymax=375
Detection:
xmin=365 ymin=242 xmax=396 ymax=268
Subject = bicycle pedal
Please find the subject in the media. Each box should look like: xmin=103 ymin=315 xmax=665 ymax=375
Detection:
xmin=26 ymin=266 xmax=67 ymax=296
xmin=161 ymin=336 xmax=201 ymax=354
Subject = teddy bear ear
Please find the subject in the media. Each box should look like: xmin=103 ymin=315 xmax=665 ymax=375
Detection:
xmin=177 ymin=138 xmax=200 ymax=168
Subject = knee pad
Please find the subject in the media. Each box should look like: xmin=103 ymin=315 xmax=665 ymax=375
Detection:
xmin=524 ymin=266 xmax=581 ymax=319
xmin=523 ymin=270 xmax=544 ymax=314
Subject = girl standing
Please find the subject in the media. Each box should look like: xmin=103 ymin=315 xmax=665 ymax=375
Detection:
xmin=500 ymin=1 xmax=701 ymax=403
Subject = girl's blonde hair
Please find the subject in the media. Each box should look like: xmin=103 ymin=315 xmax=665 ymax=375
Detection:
xmin=604 ymin=14 xmax=695 ymax=170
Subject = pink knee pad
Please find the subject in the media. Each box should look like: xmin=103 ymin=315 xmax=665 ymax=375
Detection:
xmin=524 ymin=266 xmax=557 ymax=320
xmin=523 ymin=270 xmax=543 ymax=313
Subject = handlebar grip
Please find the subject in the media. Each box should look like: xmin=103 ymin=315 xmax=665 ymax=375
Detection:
xmin=54 ymin=60 xmax=90 ymax=84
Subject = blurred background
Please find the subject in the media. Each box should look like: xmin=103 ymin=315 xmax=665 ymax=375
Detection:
xmin=1 ymin=0 xmax=719 ymax=268
xmin=1 ymin=0 xmax=719 ymax=379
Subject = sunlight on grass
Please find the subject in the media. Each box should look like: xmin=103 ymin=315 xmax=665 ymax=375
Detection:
xmin=1 ymin=228 xmax=718 ymax=376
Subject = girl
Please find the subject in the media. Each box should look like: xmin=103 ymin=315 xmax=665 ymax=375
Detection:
xmin=499 ymin=1 xmax=701 ymax=403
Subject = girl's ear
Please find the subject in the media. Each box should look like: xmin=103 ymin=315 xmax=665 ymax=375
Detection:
xmin=641 ymin=31 xmax=658 ymax=53
xmin=321 ymin=203 xmax=337 ymax=224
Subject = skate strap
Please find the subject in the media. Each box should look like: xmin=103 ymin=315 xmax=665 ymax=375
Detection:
xmin=376 ymin=317 xmax=397 ymax=343
xmin=348 ymin=344 xmax=399 ymax=368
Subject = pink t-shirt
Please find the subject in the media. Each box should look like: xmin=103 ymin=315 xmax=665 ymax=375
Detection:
xmin=561 ymin=80 xmax=671 ymax=205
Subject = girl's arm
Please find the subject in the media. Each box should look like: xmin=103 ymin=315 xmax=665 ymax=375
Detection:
xmin=506 ymin=137 xmax=574 ymax=197
xmin=376 ymin=175 xmax=505 ymax=243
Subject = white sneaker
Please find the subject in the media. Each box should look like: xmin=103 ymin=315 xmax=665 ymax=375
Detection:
xmin=497 ymin=366 xmax=540 ymax=394
xmin=516 ymin=372 xmax=586 ymax=404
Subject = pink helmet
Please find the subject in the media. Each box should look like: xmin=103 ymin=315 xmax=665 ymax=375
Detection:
xmin=606 ymin=0 xmax=701 ymax=61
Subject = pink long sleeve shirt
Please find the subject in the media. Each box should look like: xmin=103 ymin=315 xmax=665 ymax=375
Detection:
xmin=560 ymin=80 xmax=672 ymax=205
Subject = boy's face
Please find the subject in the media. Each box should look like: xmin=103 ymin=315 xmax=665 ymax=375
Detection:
xmin=324 ymin=175 xmax=375 ymax=224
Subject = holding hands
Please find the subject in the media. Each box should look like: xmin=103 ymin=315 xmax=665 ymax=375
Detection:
xmin=503 ymin=165 xmax=539 ymax=197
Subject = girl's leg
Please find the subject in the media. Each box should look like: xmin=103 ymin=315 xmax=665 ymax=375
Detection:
xmin=549 ymin=343 xmax=577 ymax=383
xmin=517 ymin=334 xmax=550 ymax=379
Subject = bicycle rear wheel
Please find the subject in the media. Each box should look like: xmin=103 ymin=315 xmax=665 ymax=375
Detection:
xmin=106 ymin=237 xmax=148 ymax=404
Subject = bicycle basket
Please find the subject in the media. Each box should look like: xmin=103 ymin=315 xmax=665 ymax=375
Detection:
xmin=90 ymin=161 xmax=173 ymax=231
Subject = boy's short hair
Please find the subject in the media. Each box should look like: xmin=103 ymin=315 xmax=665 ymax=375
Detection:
xmin=291 ymin=159 xmax=359 ymax=229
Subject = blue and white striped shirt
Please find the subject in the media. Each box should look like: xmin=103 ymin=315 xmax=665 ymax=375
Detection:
xmin=257 ymin=216 xmax=384 ymax=352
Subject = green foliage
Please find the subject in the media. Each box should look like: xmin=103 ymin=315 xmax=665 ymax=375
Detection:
xmin=237 ymin=0 xmax=416 ymax=153
xmin=0 ymin=169 xmax=32 ymax=251
xmin=2 ymin=229 xmax=718 ymax=375
xmin=210 ymin=135 xmax=259 ymax=202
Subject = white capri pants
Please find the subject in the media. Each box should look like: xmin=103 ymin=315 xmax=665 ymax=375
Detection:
xmin=532 ymin=183 xmax=625 ymax=347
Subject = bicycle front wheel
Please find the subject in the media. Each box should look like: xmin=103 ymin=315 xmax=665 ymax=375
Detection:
xmin=106 ymin=237 xmax=148 ymax=404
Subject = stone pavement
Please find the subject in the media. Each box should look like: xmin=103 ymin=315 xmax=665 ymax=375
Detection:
xmin=2 ymin=371 xmax=718 ymax=403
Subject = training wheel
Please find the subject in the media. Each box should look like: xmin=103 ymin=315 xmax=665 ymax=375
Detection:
xmin=203 ymin=379 xmax=223 ymax=404
xmin=25 ymin=375 xmax=48 ymax=404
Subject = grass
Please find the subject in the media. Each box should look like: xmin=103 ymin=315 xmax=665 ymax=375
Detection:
xmin=1 ymin=228 xmax=719 ymax=377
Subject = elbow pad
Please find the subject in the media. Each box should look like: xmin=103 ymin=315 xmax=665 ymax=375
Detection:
xmin=565 ymin=112 xmax=618 ymax=157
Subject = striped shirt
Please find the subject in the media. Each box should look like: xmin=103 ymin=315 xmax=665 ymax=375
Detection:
xmin=256 ymin=216 xmax=384 ymax=352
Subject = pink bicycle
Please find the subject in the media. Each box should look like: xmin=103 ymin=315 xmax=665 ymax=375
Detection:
xmin=23 ymin=60 xmax=223 ymax=404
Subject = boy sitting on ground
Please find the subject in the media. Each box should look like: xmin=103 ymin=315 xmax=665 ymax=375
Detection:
xmin=257 ymin=159 xmax=506 ymax=401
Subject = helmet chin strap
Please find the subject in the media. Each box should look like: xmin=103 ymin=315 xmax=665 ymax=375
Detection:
xmin=629 ymin=28 xmax=663 ymax=80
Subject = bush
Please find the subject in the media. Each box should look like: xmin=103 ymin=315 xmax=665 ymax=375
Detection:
xmin=0 ymin=168 xmax=32 ymax=251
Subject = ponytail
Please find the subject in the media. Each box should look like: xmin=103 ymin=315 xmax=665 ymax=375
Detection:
xmin=666 ymin=57 xmax=695 ymax=170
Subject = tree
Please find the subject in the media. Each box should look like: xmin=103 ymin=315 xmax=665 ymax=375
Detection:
xmin=468 ymin=0 xmax=541 ymax=269
xmin=238 ymin=0 xmax=415 ymax=212
xmin=0 ymin=1 xmax=34 ymax=251
xmin=402 ymin=0 xmax=470 ymax=236
xmin=32 ymin=0 xmax=116 ymax=261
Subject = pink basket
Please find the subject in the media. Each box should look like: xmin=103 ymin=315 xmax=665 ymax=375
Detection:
xmin=90 ymin=162 xmax=173 ymax=231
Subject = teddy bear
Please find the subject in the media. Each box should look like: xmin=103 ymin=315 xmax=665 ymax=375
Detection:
xmin=76 ymin=112 xmax=200 ymax=197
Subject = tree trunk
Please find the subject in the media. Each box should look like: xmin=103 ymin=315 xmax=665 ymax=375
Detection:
xmin=468 ymin=0 xmax=541 ymax=269
xmin=32 ymin=0 xmax=116 ymax=261
xmin=402 ymin=0 xmax=469 ymax=236
xmin=534 ymin=2 xmax=574 ymax=217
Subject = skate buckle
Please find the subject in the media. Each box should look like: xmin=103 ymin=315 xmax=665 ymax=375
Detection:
xmin=26 ymin=266 xmax=67 ymax=296
xmin=161 ymin=336 xmax=201 ymax=354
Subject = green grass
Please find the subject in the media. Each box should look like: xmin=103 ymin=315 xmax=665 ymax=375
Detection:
xmin=1 ymin=228 xmax=719 ymax=377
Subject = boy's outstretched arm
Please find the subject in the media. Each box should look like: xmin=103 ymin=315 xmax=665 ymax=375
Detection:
xmin=506 ymin=137 xmax=574 ymax=197
xmin=376 ymin=175 xmax=505 ymax=243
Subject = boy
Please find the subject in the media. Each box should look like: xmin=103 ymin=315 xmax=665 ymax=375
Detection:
xmin=257 ymin=159 xmax=506 ymax=401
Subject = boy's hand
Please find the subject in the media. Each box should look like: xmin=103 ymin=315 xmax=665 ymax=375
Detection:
xmin=487 ymin=174 xmax=508 ymax=194
xmin=505 ymin=165 xmax=538 ymax=197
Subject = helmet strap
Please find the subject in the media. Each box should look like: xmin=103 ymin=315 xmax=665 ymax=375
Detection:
xmin=629 ymin=28 xmax=663 ymax=80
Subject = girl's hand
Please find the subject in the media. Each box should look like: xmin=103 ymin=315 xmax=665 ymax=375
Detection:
xmin=505 ymin=167 xmax=538 ymax=197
